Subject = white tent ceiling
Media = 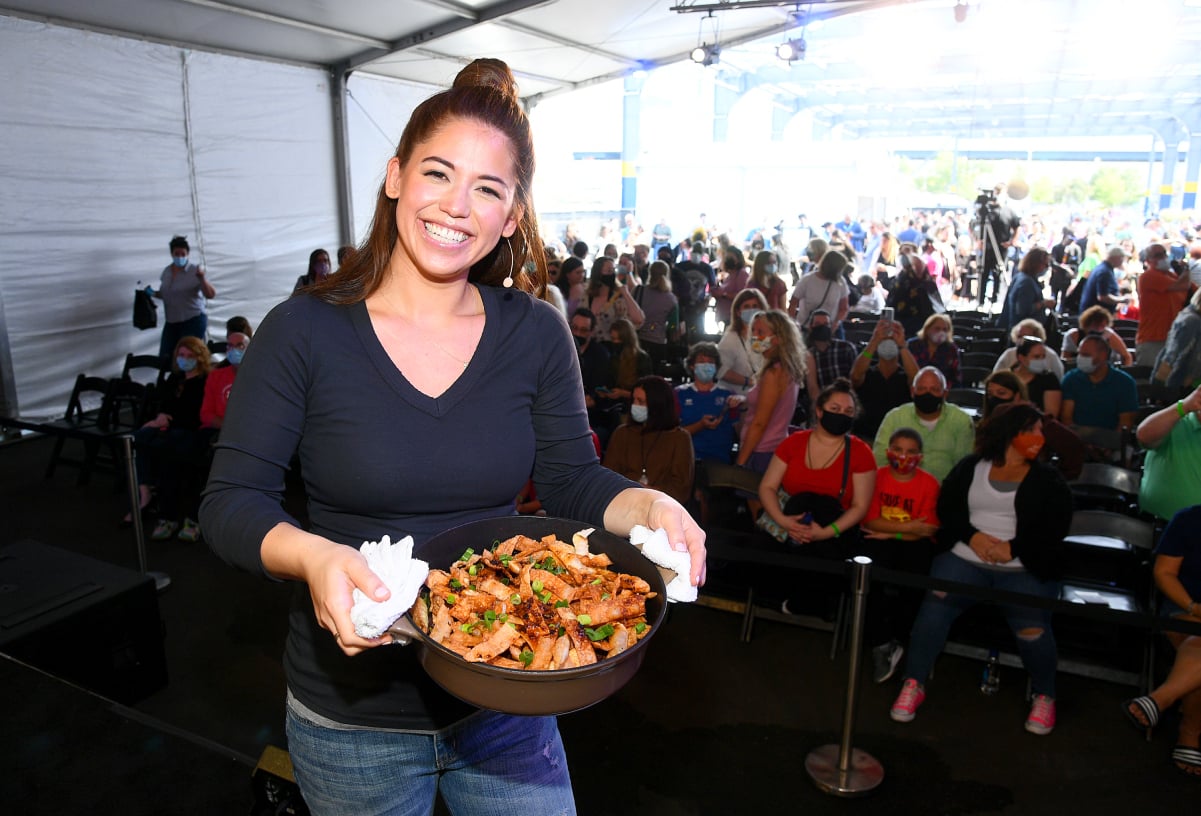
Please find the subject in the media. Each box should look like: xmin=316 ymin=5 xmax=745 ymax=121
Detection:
xmin=6 ymin=0 xmax=1201 ymax=140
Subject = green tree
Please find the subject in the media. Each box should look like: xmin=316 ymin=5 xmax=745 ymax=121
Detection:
xmin=1090 ymin=166 xmax=1143 ymax=208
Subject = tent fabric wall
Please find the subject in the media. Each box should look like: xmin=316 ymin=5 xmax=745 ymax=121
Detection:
xmin=0 ymin=16 xmax=349 ymax=418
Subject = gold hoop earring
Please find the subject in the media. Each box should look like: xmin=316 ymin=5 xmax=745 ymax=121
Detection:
xmin=503 ymin=238 xmax=514 ymax=288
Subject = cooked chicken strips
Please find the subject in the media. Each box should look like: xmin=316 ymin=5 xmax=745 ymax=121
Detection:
xmin=413 ymin=532 xmax=654 ymax=670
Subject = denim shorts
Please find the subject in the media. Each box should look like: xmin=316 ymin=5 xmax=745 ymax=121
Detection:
xmin=285 ymin=704 xmax=575 ymax=816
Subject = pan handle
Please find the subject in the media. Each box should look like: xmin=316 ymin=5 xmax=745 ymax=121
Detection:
xmin=385 ymin=615 xmax=422 ymax=647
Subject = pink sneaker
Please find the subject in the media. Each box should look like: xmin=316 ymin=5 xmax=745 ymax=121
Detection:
xmin=890 ymin=679 xmax=925 ymax=723
xmin=1025 ymin=694 xmax=1056 ymax=735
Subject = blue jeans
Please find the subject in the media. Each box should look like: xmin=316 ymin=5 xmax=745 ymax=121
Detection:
xmin=903 ymin=551 xmax=1060 ymax=697
xmin=285 ymin=706 xmax=575 ymax=816
xmin=159 ymin=313 xmax=207 ymax=360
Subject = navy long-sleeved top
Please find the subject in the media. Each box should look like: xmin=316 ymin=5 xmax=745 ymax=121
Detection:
xmin=200 ymin=285 xmax=634 ymax=730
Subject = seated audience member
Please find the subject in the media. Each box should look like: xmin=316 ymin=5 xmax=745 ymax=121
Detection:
xmin=132 ymin=337 xmax=212 ymax=541
xmin=1137 ymin=385 xmax=1201 ymax=521
xmin=1009 ymin=336 xmax=1062 ymax=419
xmin=602 ymin=375 xmax=694 ymax=505
xmin=862 ymin=427 xmax=942 ymax=683
xmin=735 ymin=310 xmax=805 ymax=480
xmin=907 ymin=314 xmax=961 ymax=387
xmin=804 ymin=309 xmax=858 ymax=411
xmin=1061 ymin=305 xmax=1133 ymax=366
xmin=850 ymin=317 xmax=919 ymax=442
xmin=993 ymin=318 xmax=1066 ymax=380
xmin=1060 ymin=333 xmax=1139 ymax=434
xmin=983 ymin=371 xmax=1084 ymax=480
xmin=1153 ymin=287 xmax=1201 ymax=390
xmin=757 ymin=378 xmax=876 ymax=549
xmin=606 ymin=318 xmax=653 ymax=404
xmin=336 ymin=245 xmax=354 ymax=266
xmin=634 ymin=261 xmax=680 ymax=366
xmin=717 ymin=288 xmax=769 ymax=395
xmin=294 ymin=248 xmax=331 ymax=294
xmin=676 ymin=342 xmax=738 ymax=464
xmin=1122 ymin=504 xmax=1201 ymax=777
xmin=890 ymin=403 xmax=1072 ymax=736
xmin=848 ymin=274 xmax=885 ymax=315
xmin=201 ymin=322 xmax=252 ymax=431
xmin=873 ymin=366 xmax=975 ymax=481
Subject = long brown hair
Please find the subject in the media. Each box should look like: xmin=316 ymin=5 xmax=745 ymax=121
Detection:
xmin=308 ymin=58 xmax=546 ymax=304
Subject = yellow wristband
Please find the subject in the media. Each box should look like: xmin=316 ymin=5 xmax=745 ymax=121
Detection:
xmin=1178 ymin=401 xmax=1187 ymax=418
xmin=830 ymin=522 xmax=841 ymax=538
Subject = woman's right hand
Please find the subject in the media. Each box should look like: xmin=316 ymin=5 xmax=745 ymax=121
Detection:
xmin=969 ymin=531 xmax=1007 ymax=564
xmin=301 ymin=537 xmax=392 ymax=656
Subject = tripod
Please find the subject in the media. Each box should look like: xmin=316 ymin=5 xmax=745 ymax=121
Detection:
xmin=975 ymin=211 xmax=1009 ymax=309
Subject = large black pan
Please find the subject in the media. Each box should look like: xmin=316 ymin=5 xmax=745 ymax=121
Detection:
xmin=387 ymin=516 xmax=669 ymax=716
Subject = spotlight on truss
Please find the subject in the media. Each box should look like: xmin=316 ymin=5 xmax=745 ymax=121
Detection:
xmin=690 ymin=43 xmax=720 ymax=66
xmin=776 ymin=38 xmax=806 ymax=62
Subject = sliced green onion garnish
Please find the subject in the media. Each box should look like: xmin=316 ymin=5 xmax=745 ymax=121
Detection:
xmin=601 ymin=592 xmax=611 ymax=601
xmin=510 ymin=593 xmax=522 ymax=604
xmin=591 ymin=577 xmax=603 ymax=585
xmin=449 ymin=578 xmax=462 ymax=589
xmin=634 ymin=622 xmax=647 ymax=634
xmin=554 ymin=600 xmax=569 ymax=609
xmin=576 ymin=614 xmax=592 ymax=625
xmin=458 ymin=548 xmax=475 ymax=562
xmin=531 ymin=579 xmax=544 ymax=592
xmin=445 ymin=593 xmax=457 ymax=605
xmin=520 ymin=649 xmax=534 ymax=666
xmin=468 ymin=565 xmax=478 ymax=576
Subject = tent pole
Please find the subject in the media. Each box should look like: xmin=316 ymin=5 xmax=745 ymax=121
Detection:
xmin=331 ymin=65 xmax=355 ymax=249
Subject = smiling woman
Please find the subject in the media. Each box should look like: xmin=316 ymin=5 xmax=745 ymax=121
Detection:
xmin=199 ymin=58 xmax=706 ymax=816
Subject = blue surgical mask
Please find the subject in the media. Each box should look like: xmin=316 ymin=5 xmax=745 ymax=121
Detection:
xmin=740 ymin=308 xmax=758 ymax=326
xmin=1027 ymin=358 xmax=1049 ymax=374
xmin=176 ymin=355 xmax=197 ymax=372
xmin=172 ymin=255 xmax=188 ymax=268
xmin=630 ymin=404 xmax=649 ymax=424
xmin=226 ymin=347 xmax=245 ymax=366
xmin=694 ymin=362 xmax=717 ymax=383
xmin=765 ymin=264 xmax=778 ymax=275
xmin=877 ymin=339 xmax=899 ymax=360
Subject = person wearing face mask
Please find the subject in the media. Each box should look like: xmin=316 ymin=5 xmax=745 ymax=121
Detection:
xmin=585 ymin=255 xmax=644 ymax=342
xmin=1001 ymin=247 xmax=1058 ymax=333
xmin=602 ymin=376 xmax=694 ymax=505
xmin=1136 ymin=242 xmax=1193 ymax=366
xmin=907 ymin=314 xmax=961 ymax=388
xmin=1060 ymin=306 xmax=1132 ymax=366
xmin=861 ymin=428 xmax=942 ymax=683
xmin=615 ymin=252 xmax=639 ymax=289
xmin=758 ymin=378 xmax=875 ymax=543
xmin=890 ymin=403 xmax=1072 ymax=735
xmin=982 ymin=372 xmax=1083 ymax=480
xmin=710 ymin=247 xmax=748 ymax=328
xmin=201 ymin=325 xmax=252 ymax=431
xmin=569 ymin=308 xmax=616 ymax=445
xmin=792 ymin=249 xmax=851 ymax=333
xmin=676 ymin=342 xmax=739 ymax=464
xmin=750 ymin=250 xmax=788 ymax=310
xmin=129 ymin=336 xmax=213 ymax=539
xmin=1010 ymin=337 xmax=1062 ymax=419
xmin=716 ymin=289 xmax=768 ymax=395
xmin=804 ymin=309 xmax=858 ymax=415
xmin=887 ymin=243 xmax=943 ymax=338
xmin=154 ymin=235 xmax=217 ymax=363
xmin=605 ymin=318 xmax=653 ymax=409
xmin=1060 ymin=334 xmax=1139 ymax=437
xmin=735 ymin=311 xmax=806 ymax=492
xmin=850 ymin=317 xmax=919 ymax=441
xmin=294 ymin=248 xmax=333 ymax=294
xmin=873 ymin=366 xmax=975 ymax=482
xmin=992 ymin=319 xmax=1066 ymax=381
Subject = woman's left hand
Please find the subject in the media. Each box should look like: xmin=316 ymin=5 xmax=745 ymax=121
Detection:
xmin=644 ymin=494 xmax=707 ymax=587
xmin=789 ymin=521 xmax=830 ymax=544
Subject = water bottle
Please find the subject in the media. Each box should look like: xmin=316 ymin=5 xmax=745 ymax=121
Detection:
xmin=980 ymin=649 xmax=1000 ymax=695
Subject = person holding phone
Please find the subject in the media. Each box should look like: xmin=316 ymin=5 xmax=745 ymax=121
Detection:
xmin=850 ymin=315 xmax=919 ymax=441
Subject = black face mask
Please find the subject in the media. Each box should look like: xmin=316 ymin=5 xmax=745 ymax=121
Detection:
xmin=572 ymin=335 xmax=587 ymax=352
xmin=983 ymin=394 xmax=1011 ymax=415
xmin=819 ymin=410 xmax=854 ymax=436
xmin=809 ymin=325 xmax=833 ymax=344
xmin=601 ymin=274 xmax=617 ymax=289
xmin=913 ymin=392 xmax=944 ymax=415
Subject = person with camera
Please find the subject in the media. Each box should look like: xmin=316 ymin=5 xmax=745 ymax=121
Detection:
xmin=1137 ymin=242 xmax=1194 ymax=366
xmin=972 ymin=185 xmax=1021 ymax=308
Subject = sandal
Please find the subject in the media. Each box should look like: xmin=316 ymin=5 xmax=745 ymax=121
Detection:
xmin=1171 ymin=745 xmax=1201 ymax=776
xmin=1123 ymin=696 xmax=1160 ymax=730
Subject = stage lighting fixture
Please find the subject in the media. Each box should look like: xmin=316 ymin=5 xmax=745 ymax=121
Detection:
xmin=776 ymin=38 xmax=806 ymax=62
xmin=690 ymin=43 xmax=720 ymax=66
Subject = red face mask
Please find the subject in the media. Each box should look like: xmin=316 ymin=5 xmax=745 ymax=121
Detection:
xmin=1013 ymin=431 xmax=1045 ymax=460
xmin=886 ymin=452 xmax=923 ymax=474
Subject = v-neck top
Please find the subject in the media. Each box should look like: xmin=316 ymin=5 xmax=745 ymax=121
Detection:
xmin=201 ymin=285 xmax=634 ymax=730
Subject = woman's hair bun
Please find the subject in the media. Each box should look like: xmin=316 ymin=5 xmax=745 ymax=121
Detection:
xmin=452 ymin=58 xmax=520 ymax=103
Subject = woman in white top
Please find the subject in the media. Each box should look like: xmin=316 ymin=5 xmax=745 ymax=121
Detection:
xmin=992 ymin=318 xmax=1065 ymax=380
xmin=717 ymin=289 xmax=767 ymax=395
xmin=793 ymin=249 xmax=851 ymax=332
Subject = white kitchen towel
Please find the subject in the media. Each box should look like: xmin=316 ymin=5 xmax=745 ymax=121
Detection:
xmin=350 ymin=535 xmax=430 ymax=638
xmin=629 ymin=525 xmax=697 ymax=603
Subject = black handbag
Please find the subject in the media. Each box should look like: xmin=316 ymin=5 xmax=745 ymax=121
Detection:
xmin=756 ymin=435 xmax=852 ymax=542
xmin=133 ymin=288 xmax=157 ymax=330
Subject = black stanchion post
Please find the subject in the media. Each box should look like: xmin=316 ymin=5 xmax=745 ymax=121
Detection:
xmin=122 ymin=434 xmax=171 ymax=592
xmin=805 ymin=555 xmax=884 ymax=796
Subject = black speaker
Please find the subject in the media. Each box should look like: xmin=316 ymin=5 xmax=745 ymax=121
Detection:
xmin=0 ymin=540 xmax=167 ymax=704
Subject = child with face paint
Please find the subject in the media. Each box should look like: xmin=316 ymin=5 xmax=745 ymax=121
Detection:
xmin=860 ymin=428 xmax=943 ymax=683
